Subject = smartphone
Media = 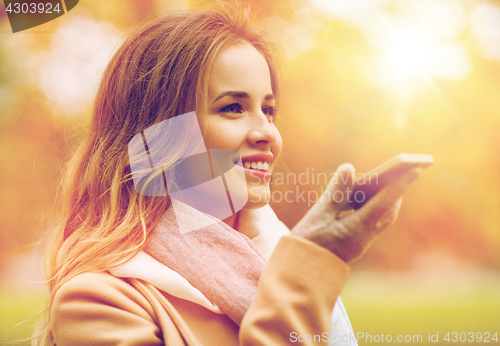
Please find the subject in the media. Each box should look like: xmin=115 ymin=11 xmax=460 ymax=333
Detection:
xmin=346 ymin=153 xmax=434 ymax=210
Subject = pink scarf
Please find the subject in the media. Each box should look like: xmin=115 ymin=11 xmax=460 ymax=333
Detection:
xmin=144 ymin=200 xmax=267 ymax=326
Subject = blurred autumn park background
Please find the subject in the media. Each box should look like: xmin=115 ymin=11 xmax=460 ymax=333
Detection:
xmin=1 ymin=0 xmax=500 ymax=344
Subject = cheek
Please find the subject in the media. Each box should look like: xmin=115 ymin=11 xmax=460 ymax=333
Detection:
xmin=274 ymin=129 xmax=283 ymax=154
xmin=204 ymin=120 xmax=244 ymax=150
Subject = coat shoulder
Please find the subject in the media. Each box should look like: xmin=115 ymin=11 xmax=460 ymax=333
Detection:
xmin=54 ymin=271 xmax=155 ymax=314
xmin=51 ymin=272 xmax=165 ymax=346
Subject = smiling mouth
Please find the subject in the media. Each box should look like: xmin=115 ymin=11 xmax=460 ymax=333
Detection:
xmin=243 ymin=161 xmax=270 ymax=171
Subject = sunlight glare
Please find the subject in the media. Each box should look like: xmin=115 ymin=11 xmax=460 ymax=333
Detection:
xmin=370 ymin=31 xmax=470 ymax=94
xmin=386 ymin=35 xmax=429 ymax=83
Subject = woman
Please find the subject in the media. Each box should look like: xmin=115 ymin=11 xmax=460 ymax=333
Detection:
xmin=36 ymin=4 xmax=421 ymax=346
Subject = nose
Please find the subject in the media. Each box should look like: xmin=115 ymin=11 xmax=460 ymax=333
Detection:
xmin=246 ymin=110 xmax=279 ymax=147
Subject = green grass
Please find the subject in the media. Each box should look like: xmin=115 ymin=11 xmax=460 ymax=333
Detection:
xmin=0 ymin=289 xmax=46 ymax=346
xmin=1 ymin=272 xmax=499 ymax=345
xmin=344 ymin=305 xmax=500 ymax=345
xmin=341 ymin=272 xmax=500 ymax=345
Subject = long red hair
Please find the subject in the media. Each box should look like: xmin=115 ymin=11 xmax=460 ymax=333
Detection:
xmin=34 ymin=4 xmax=281 ymax=345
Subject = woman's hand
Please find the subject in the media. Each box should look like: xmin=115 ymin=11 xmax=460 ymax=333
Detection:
xmin=290 ymin=163 xmax=422 ymax=263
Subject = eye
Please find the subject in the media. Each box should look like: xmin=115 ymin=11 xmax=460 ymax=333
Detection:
xmin=219 ymin=103 xmax=243 ymax=114
xmin=262 ymin=106 xmax=278 ymax=121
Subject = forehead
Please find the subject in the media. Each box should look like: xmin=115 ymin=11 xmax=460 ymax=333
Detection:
xmin=208 ymin=41 xmax=272 ymax=96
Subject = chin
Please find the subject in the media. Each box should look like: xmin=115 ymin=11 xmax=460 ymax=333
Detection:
xmin=242 ymin=184 xmax=270 ymax=209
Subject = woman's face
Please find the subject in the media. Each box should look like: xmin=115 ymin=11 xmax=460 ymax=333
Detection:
xmin=197 ymin=41 xmax=282 ymax=210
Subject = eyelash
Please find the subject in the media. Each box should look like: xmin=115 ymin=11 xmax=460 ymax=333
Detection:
xmin=219 ymin=103 xmax=278 ymax=119
xmin=262 ymin=106 xmax=278 ymax=118
xmin=219 ymin=103 xmax=243 ymax=114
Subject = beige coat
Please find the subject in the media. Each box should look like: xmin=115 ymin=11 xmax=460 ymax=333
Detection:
xmin=51 ymin=235 xmax=350 ymax=345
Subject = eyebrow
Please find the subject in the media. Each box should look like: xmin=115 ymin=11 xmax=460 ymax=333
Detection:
xmin=212 ymin=91 xmax=275 ymax=104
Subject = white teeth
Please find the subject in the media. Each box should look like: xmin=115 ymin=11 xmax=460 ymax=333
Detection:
xmin=244 ymin=161 xmax=270 ymax=171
